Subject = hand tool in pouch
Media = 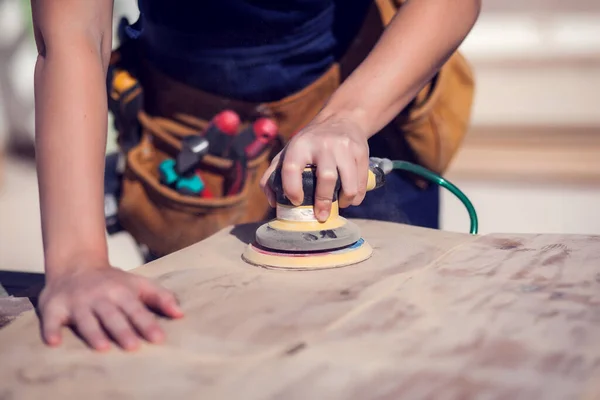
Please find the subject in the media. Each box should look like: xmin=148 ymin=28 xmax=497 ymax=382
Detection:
xmin=104 ymin=152 xmax=124 ymax=235
xmin=243 ymin=118 xmax=279 ymax=159
xmin=224 ymin=138 xmax=248 ymax=196
xmin=106 ymin=21 xmax=143 ymax=157
xmin=159 ymin=132 xmax=216 ymax=197
xmin=203 ymin=110 xmax=240 ymax=157
xmin=176 ymin=135 xmax=210 ymax=176
xmin=236 ymin=117 xmax=278 ymax=156
xmin=223 ymin=117 xmax=278 ymax=195
xmin=159 ymin=158 xmax=209 ymax=196
xmin=107 ymin=68 xmax=143 ymax=154
xmin=242 ymin=164 xmax=386 ymax=270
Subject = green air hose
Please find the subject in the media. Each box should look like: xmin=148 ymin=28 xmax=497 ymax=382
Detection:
xmin=370 ymin=158 xmax=478 ymax=235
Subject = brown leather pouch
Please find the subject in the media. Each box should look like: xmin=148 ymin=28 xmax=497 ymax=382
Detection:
xmin=113 ymin=53 xmax=340 ymax=257
xmin=393 ymin=51 xmax=476 ymax=175
xmin=118 ymin=111 xmax=275 ymax=256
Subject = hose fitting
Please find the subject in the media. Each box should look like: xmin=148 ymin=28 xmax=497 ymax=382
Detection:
xmin=369 ymin=157 xmax=394 ymax=175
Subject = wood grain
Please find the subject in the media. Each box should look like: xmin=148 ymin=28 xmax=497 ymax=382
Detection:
xmin=0 ymin=220 xmax=599 ymax=399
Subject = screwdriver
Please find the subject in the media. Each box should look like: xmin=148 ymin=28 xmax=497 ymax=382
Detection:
xmin=244 ymin=117 xmax=279 ymax=159
xmin=158 ymin=157 xmax=213 ymax=197
xmin=225 ymin=138 xmax=248 ymax=196
xmin=203 ymin=110 xmax=240 ymax=157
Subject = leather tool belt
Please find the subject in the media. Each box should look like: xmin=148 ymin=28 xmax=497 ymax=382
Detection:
xmin=106 ymin=0 xmax=476 ymax=258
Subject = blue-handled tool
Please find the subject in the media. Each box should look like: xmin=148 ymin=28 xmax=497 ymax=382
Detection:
xmin=159 ymin=159 xmax=179 ymax=186
xmin=159 ymin=158 xmax=206 ymax=196
xmin=176 ymin=175 xmax=205 ymax=196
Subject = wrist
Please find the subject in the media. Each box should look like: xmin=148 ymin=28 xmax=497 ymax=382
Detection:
xmin=44 ymin=247 xmax=110 ymax=281
xmin=313 ymin=105 xmax=372 ymax=139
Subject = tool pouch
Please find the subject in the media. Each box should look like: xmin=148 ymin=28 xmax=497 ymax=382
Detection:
xmin=393 ymin=52 xmax=475 ymax=176
xmin=118 ymin=114 xmax=272 ymax=257
xmin=110 ymin=41 xmax=339 ymax=257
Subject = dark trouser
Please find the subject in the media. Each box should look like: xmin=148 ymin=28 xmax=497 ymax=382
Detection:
xmin=340 ymin=171 xmax=439 ymax=229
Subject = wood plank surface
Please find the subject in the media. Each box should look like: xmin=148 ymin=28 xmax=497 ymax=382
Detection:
xmin=0 ymin=219 xmax=599 ymax=399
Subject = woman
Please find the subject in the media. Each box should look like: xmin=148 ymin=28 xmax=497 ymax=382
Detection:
xmin=30 ymin=0 xmax=480 ymax=351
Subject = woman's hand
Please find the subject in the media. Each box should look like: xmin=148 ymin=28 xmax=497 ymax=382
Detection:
xmin=260 ymin=115 xmax=370 ymax=222
xmin=38 ymin=262 xmax=184 ymax=352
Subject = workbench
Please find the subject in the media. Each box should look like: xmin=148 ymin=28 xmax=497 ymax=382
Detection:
xmin=0 ymin=219 xmax=599 ymax=399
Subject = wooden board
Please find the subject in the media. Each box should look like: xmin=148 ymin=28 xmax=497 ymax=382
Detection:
xmin=0 ymin=219 xmax=599 ymax=399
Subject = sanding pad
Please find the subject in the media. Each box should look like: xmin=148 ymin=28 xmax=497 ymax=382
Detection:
xmin=253 ymin=202 xmax=362 ymax=253
xmin=254 ymin=217 xmax=361 ymax=252
xmin=241 ymin=238 xmax=373 ymax=271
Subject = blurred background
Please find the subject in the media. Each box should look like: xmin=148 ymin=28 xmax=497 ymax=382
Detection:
xmin=0 ymin=0 xmax=599 ymax=275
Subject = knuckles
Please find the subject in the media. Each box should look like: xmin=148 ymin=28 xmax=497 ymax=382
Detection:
xmin=343 ymin=187 xmax=358 ymax=198
xmin=40 ymin=297 xmax=64 ymax=315
xmin=281 ymin=161 xmax=299 ymax=175
xmin=105 ymin=285 xmax=129 ymax=301
xmin=316 ymin=169 xmax=337 ymax=183
xmin=352 ymin=141 xmax=368 ymax=158
xmin=66 ymin=282 xmax=131 ymax=305
xmin=338 ymin=136 xmax=351 ymax=148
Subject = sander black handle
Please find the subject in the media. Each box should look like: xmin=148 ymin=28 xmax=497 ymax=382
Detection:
xmin=268 ymin=164 xmax=385 ymax=207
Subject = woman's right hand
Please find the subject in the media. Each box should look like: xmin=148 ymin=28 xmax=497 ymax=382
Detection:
xmin=38 ymin=263 xmax=184 ymax=352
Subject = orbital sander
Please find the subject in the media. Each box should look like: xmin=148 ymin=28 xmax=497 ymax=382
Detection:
xmin=242 ymin=163 xmax=386 ymax=270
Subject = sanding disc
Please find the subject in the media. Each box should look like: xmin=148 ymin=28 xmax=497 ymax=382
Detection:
xmin=241 ymin=238 xmax=373 ymax=271
xmin=254 ymin=218 xmax=362 ymax=252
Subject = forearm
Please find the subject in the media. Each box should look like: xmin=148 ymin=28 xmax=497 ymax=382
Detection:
xmin=34 ymin=41 xmax=111 ymax=277
xmin=317 ymin=0 xmax=480 ymax=136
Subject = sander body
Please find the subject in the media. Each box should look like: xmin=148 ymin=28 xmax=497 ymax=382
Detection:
xmin=242 ymin=163 xmax=386 ymax=270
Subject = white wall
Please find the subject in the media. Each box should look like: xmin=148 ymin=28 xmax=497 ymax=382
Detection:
xmin=440 ymin=0 xmax=600 ymax=236
xmin=441 ymin=181 xmax=600 ymax=235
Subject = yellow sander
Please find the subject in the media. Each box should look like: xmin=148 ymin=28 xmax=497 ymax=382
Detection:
xmin=242 ymin=163 xmax=386 ymax=270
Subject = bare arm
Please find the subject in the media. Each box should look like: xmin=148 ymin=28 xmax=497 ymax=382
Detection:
xmin=31 ymin=0 xmax=183 ymax=351
xmin=317 ymin=0 xmax=481 ymax=136
xmin=32 ymin=0 xmax=114 ymax=276
xmin=262 ymin=0 xmax=481 ymax=220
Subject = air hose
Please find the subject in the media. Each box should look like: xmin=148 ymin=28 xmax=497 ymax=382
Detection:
xmin=370 ymin=158 xmax=479 ymax=235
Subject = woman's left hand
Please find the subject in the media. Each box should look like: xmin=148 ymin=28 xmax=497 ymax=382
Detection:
xmin=259 ymin=115 xmax=370 ymax=222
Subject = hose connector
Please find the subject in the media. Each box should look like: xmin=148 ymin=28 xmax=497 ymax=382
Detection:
xmin=369 ymin=157 xmax=394 ymax=175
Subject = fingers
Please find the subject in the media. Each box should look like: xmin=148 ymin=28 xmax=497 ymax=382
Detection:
xmin=281 ymin=149 xmax=310 ymax=206
xmin=72 ymin=307 xmax=111 ymax=351
xmin=40 ymin=303 xmax=69 ymax=347
xmin=335 ymin=142 xmax=358 ymax=209
xmin=261 ymin=121 xmax=370 ymax=216
xmin=120 ymin=299 xmax=165 ymax=344
xmin=138 ymin=281 xmax=184 ymax=319
xmin=352 ymin=142 xmax=370 ymax=206
xmin=260 ymin=156 xmax=279 ymax=207
xmin=313 ymin=156 xmax=338 ymax=222
xmin=94 ymin=300 xmax=141 ymax=351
